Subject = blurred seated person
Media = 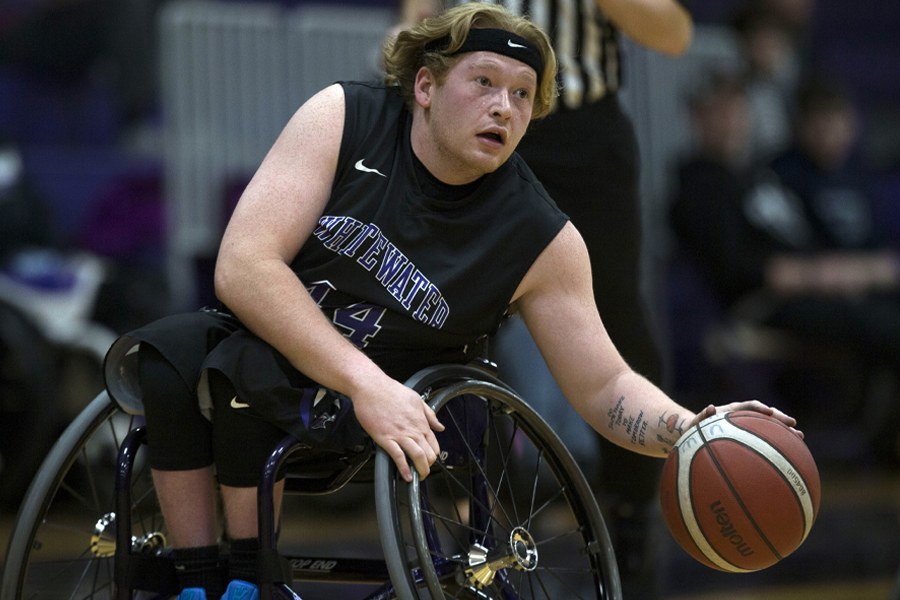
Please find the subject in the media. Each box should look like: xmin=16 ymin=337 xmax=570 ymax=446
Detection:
xmin=0 ymin=137 xmax=58 ymax=261
xmin=670 ymin=73 xmax=900 ymax=461
xmin=733 ymin=2 xmax=801 ymax=161
xmin=0 ymin=0 xmax=161 ymax=130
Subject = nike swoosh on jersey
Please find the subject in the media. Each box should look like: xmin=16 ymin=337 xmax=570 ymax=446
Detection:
xmin=507 ymin=39 xmax=526 ymax=48
xmin=231 ymin=397 xmax=250 ymax=409
xmin=355 ymin=159 xmax=386 ymax=177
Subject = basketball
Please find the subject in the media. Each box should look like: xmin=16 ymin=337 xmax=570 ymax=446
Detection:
xmin=659 ymin=410 xmax=820 ymax=573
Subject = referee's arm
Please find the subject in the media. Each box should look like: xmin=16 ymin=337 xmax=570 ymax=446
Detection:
xmin=398 ymin=0 xmax=441 ymax=28
xmin=594 ymin=0 xmax=694 ymax=56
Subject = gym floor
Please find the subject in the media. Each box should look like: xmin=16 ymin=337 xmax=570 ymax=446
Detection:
xmin=243 ymin=459 xmax=900 ymax=600
xmin=0 ymin=455 xmax=897 ymax=599
xmin=659 ymin=466 xmax=900 ymax=600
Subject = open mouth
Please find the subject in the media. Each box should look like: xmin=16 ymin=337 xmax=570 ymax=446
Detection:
xmin=477 ymin=131 xmax=504 ymax=146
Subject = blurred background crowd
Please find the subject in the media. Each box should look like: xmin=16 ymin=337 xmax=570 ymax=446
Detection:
xmin=0 ymin=0 xmax=898 ymax=597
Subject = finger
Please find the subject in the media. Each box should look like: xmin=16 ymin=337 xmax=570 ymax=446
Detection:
xmin=425 ymin=428 xmax=441 ymax=459
xmin=402 ymin=439 xmax=431 ymax=481
xmin=424 ymin=404 xmax=445 ymax=432
xmin=419 ymin=429 xmax=440 ymax=465
xmin=382 ymin=440 xmax=412 ymax=482
xmin=745 ymin=400 xmax=775 ymax=415
xmin=689 ymin=405 xmax=715 ymax=429
xmin=791 ymin=428 xmax=805 ymax=440
xmin=769 ymin=407 xmax=798 ymax=427
xmin=420 ymin=435 xmax=438 ymax=466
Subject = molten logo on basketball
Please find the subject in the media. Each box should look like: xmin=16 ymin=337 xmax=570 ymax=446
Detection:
xmin=710 ymin=500 xmax=754 ymax=557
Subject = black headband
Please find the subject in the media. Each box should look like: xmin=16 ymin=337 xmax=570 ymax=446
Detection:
xmin=425 ymin=28 xmax=544 ymax=81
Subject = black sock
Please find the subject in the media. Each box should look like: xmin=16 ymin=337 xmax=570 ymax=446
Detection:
xmin=173 ymin=545 xmax=225 ymax=597
xmin=228 ymin=537 xmax=260 ymax=584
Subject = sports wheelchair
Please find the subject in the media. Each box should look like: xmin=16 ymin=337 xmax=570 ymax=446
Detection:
xmin=1 ymin=361 xmax=622 ymax=600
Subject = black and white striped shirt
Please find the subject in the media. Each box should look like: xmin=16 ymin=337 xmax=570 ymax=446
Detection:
xmin=447 ymin=0 xmax=622 ymax=109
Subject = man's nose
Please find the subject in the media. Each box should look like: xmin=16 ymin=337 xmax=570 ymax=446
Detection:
xmin=491 ymin=89 xmax=512 ymax=119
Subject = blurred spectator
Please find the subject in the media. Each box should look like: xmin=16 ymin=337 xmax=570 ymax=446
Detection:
xmin=0 ymin=0 xmax=111 ymax=82
xmin=0 ymin=137 xmax=59 ymax=261
xmin=670 ymin=73 xmax=900 ymax=462
xmin=755 ymin=0 xmax=815 ymax=45
xmin=733 ymin=3 xmax=801 ymax=161
xmin=0 ymin=0 xmax=165 ymax=142
xmin=0 ymin=137 xmax=74 ymax=509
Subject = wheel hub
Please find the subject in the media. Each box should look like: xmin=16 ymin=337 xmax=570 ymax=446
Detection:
xmin=464 ymin=526 xmax=538 ymax=588
xmin=91 ymin=512 xmax=167 ymax=558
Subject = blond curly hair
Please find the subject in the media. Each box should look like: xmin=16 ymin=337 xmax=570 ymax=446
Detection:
xmin=383 ymin=3 xmax=558 ymax=119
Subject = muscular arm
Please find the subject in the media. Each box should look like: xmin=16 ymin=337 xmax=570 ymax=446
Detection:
xmin=511 ymin=223 xmax=799 ymax=456
xmin=217 ymin=85 xmax=361 ymax=394
xmin=594 ymin=0 xmax=693 ymax=57
xmin=215 ymin=84 xmax=442 ymax=481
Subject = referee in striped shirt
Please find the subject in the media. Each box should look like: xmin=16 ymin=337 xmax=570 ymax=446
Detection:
xmin=398 ymin=1 xmax=693 ymax=598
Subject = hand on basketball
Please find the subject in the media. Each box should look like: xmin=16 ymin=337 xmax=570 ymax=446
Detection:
xmin=690 ymin=400 xmax=804 ymax=440
xmin=352 ymin=380 xmax=445 ymax=483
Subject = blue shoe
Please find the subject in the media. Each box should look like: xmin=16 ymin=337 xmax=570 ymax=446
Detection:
xmin=178 ymin=590 xmax=207 ymax=600
xmin=221 ymin=580 xmax=259 ymax=600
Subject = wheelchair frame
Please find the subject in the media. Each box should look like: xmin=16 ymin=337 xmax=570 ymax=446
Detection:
xmin=2 ymin=364 xmax=622 ymax=600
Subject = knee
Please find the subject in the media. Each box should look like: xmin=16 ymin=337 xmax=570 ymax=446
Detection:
xmin=137 ymin=342 xmax=193 ymax=415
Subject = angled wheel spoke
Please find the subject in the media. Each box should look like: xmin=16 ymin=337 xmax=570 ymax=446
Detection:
xmin=491 ymin=416 xmax=522 ymax=525
xmin=433 ymin=460 xmax=510 ymax=539
xmin=526 ymin=449 xmax=544 ymax=532
xmin=534 ymin=524 xmax=585 ymax=547
xmin=444 ymin=406 xmax=514 ymax=527
xmin=422 ymin=497 xmax=501 ymax=546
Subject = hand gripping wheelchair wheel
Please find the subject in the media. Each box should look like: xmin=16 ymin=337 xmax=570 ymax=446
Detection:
xmin=375 ymin=365 xmax=622 ymax=600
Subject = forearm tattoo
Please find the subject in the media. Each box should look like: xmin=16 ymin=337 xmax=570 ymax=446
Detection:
xmin=656 ymin=411 xmax=688 ymax=454
xmin=606 ymin=397 xmax=688 ymax=454
xmin=607 ymin=396 xmax=649 ymax=447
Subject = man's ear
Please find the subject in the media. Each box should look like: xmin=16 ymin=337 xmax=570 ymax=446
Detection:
xmin=414 ymin=66 xmax=435 ymax=108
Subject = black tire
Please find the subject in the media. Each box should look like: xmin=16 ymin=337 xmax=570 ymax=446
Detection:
xmin=375 ymin=367 xmax=621 ymax=600
xmin=0 ymin=392 xmax=163 ymax=600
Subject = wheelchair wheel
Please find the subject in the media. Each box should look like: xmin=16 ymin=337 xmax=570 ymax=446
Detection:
xmin=375 ymin=367 xmax=622 ymax=600
xmin=0 ymin=392 xmax=166 ymax=600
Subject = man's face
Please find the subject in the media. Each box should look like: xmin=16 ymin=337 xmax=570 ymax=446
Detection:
xmin=414 ymin=51 xmax=537 ymax=184
xmin=798 ymin=106 xmax=857 ymax=170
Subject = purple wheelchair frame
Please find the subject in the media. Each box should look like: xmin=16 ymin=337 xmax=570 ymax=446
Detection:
xmin=112 ymin=364 xmax=512 ymax=600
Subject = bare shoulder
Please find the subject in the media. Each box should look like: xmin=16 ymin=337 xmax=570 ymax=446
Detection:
xmin=283 ymin=83 xmax=346 ymax=143
xmin=220 ymin=84 xmax=348 ymax=263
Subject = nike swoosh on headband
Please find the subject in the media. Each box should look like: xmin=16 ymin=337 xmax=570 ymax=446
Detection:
xmin=508 ymin=39 xmax=526 ymax=48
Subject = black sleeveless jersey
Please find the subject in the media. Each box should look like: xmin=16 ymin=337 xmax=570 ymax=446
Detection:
xmin=290 ymin=81 xmax=568 ymax=379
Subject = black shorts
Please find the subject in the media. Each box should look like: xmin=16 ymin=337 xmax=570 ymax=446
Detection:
xmin=104 ymin=309 xmax=370 ymax=459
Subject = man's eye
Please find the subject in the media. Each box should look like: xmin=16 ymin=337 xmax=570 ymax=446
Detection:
xmin=515 ymin=89 xmax=530 ymax=99
xmin=477 ymin=76 xmax=490 ymax=86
